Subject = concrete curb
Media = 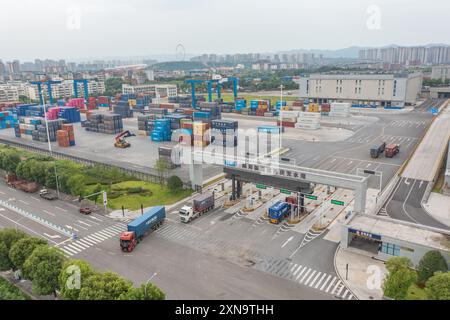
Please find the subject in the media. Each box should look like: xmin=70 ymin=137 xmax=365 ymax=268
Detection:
xmin=333 ymin=245 xmax=360 ymax=300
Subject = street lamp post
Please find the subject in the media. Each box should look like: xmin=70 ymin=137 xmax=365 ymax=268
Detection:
xmin=41 ymin=93 xmax=61 ymax=198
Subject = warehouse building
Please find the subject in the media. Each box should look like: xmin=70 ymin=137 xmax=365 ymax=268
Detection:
xmin=299 ymin=73 xmax=423 ymax=108
xmin=430 ymin=86 xmax=450 ymax=99
xmin=341 ymin=214 xmax=450 ymax=267
xmin=122 ymin=84 xmax=177 ymax=98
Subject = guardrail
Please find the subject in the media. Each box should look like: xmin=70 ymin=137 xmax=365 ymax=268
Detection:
xmin=0 ymin=199 xmax=76 ymax=238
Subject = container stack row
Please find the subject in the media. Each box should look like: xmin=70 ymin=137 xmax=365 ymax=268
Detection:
xmin=57 ymin=124 xmax=76 ymax=147
xmin=151 ymin=119 xmax=172 ymax=142
xmin=0 ymin=111 xmax=18 ymax=130
xmin=83 ymin=113 xmax=123 ymax=134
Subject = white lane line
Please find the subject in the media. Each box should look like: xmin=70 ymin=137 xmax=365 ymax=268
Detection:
xmin=336 ymin=284 xmax=345 ymax=296
xmin=19 ymin=200 xmax=29 ymax=205
xmin=71 ymin=242 xmax=89 ymax=250
xmin=77 ymin=239 xmax=93 ymax=247
xmin=73 ymin=223 xmax=88 ymax=231
xmin=31 ymin=196 xmax=41 ymax=202
xmin=303 ymin=271 xmax=317 ymax=286
xmin=43 ymin=233 xmax=61 ymax=239
xmin=325 ymin=277 xmax=337 ymax=293
xmin=342 ymin=290 xmax=349 ymax=299
xmin=60 ymin=248 xmax=74 ymax=256
xmin=97 ymin=230 xmax=115 ymax=238
xmin=281 ymin=236 xmax=294 ymax=248
xmin=81 ymin=237 xmax=99 ymax=245
xmin=348 ymin=294 xmax=353 ymax=300
xmin=320 ymin=275 xmax=332 ymax=291
xmin=87 ymin=234 xmax=106 ymax=242
xmin=331 ymin=280 xmax=342 ymax=294
xmin=84 ymin=236 xmax=101 ymax=243
xmin=293 ymin=265 xmax=303 ymax=277
xmin=308 ymin=272 xmax=322 ymax=287
xmin=90 ymin=216 xmax=103 ymax=222
xmin=43 ymin=209 xmax=55 ymax=217
xmin=64 ymin=245 xmax=81 ymax=254
xmin=315 ymin=273 xmax=327 ymax=289
xmin=77 ymin=220 xmax=92 ymax=227
xmin=91 ymin=233 xmax=109 ymax=241
xmin=55 ymin=206 xmax=68 ymax=212
xmin=290 ymin=263 xmax=298 ymax=272
xmin=63 ymin=246 xmax=79 ymax=255
xmin=110 ymin=225 xmax=125 ymax=232
xmin=299 ymin=269 xmax=312 ymax=284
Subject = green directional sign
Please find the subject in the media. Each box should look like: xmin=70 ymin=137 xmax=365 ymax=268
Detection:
xmin=280 ymin=189 xmax=291 ymax=195
xmin=256 ymin=184 xmax=267 ymax=190
xmin=331 ymin=200 xmax=345 ymax=206
xmin=305 ymin=195 xmax=318 ymax=200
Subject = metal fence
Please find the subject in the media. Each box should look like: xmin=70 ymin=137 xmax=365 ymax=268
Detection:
xmin=0 ymin=138 xmax=175 ymax=186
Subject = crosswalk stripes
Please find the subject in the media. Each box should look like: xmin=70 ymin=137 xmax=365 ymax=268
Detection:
xmin=60 ymin=223 xmax=125 ymax=257
xmin=259 ymin=259 xmax=356 ymax=300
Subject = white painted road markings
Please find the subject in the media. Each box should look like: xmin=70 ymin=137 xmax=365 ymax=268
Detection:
xmin=19 ymin=200 xmax=29 ymax=205
xmin=89 ymin=216 xmax=103 ymax=222
xmin=43 ymin=209 xmax=55 ymax=216
xmin=77 ymin=220 xmax=92 ymax=227
xmin=60 ymin=223 xmax=124 ymax=257
xmin=43 ymin=233 xmax=61 ymax=239
xmin=55 ymin=206 xmax=68 ymax=212
xmin=281 ymin=236 xmax=294 ymax=248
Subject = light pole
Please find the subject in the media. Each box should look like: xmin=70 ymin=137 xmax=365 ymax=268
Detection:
xmin=42 ymin=92 xmax=61 ymax=198
xmin=144 ymin=272 xmax=158 ymax=296
xmin=279 ymin=84 xmax=284 ymax=150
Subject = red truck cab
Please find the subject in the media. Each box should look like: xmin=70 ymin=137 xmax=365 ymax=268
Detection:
xmin=385 ymin=144 xmax=400 ymax=158
xmin=119 ymin=232 xmax=137 ymax=252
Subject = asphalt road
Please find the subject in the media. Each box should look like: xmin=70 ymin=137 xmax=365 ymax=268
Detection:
xmin=0 ymin=181 xmax=345 ymax=300
xmin=383 ymin=177 xmax=450 ymax=230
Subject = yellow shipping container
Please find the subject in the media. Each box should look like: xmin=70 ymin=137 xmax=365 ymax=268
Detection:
xmin=193 ymin=140 xmax=209 ymax=148
xmin=193 ymin=122 xmax=208 ymax=135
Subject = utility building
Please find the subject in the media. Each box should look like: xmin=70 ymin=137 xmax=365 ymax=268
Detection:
xmin=299 ymin=73 xmax=423 ymax=108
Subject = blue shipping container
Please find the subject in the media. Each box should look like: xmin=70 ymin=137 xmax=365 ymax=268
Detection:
xmin=127 ymin=206 xmax=166 ymax=239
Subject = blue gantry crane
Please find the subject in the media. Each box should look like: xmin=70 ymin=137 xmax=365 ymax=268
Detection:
xmin=186 ymin=76 xmax=240 ymax=107
xmin=73 ymin=79 xmax=89 ymax=99
xmin=30 ymin=80 xmax=62 ymax=105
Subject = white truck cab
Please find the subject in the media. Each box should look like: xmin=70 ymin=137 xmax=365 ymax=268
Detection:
xmin=179 ymin=205 xmax=196 ymax=223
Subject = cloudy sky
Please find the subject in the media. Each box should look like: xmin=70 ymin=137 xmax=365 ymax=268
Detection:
xmin=1 ymin=0 xmax=449 ymax=61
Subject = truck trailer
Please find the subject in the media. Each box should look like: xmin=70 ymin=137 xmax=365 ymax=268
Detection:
xmin=179 ymin=192 xmax=215 ymax=223
xmin=370 ymin=142 xmax=386 ymax=158
xmin=119 ymin=206 xmax=166 ymax=252
xmin=268 ymin=201 xmax=291 ymax=224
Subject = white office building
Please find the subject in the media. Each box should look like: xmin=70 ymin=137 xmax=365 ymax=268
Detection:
xmin=0 ymin=85 xmax=19 ymax=102
xmin=299 ymin=73 xmax=423 ymax=108
xmin=122 ymin=84 xmax=177 ymax=98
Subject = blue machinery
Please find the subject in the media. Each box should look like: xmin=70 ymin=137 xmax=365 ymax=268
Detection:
xmin=73 ymin=79 xmax=89 ymax=99
xmin=186 ymin=77 xmax=239 ymax=108
xmin=30 ymin=80 xmax=62 ymax=105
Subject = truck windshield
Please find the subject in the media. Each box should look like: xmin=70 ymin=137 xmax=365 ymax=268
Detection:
xmin=120 ymin=240 xmax=129 ymax=246
xmin=179 ymin=209 xmax=188 ymax=215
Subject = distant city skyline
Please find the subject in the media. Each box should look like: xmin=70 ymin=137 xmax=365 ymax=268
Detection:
xmin=1 ymin=0 xmax=449 ymax=61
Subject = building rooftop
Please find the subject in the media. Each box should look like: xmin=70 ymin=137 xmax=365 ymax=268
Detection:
xmin=305 ymin=72 xmax=422 ymax=80
xmin=347 ymin=214 xmax=450 ymax=251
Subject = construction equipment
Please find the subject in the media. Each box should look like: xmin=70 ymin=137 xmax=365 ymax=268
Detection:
xmin=114 ymin=130 xmax=136 ymax=148
xmin=39 ymin=189 xmax=58 ymax=201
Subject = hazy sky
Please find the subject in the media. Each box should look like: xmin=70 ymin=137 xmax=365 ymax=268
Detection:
xmin=1 ymin=0 xmax=449 ymax=61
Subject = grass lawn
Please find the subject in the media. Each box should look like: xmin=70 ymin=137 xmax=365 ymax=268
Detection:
xmin=0 ymin=277 xmax=31 ymax=300
xmin=405 ymin=283 xmax=428 ymax=300
xmin=89 ymin=181 xmax=192 ymax=210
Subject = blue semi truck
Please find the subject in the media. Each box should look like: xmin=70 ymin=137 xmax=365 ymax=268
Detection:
xmin=268 ymin=201 xmax=291 ymax=224
xmin=119 ymin=206 xmax=166 ymax=252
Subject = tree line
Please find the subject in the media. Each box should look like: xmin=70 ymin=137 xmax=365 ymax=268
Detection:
xmin=0 ymin=228 xmax=165 ymax=300
xmin=383 ymin=251 xmax=449 ymax=300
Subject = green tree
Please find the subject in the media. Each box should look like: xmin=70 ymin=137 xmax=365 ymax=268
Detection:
xmin=9 ymin=237 xmax=47 ymax=271
xmin=167 ymin=175 xmax=183 ymax=192
xmin=22 ymin=246 xmax=66 ymax=296
xmin=425 ymin=271 xmax=450 ymax=300
xmin=385 ymin=256 xmax=414 ymax=274
xmin=383 ymin=257 xmax=418 ymax=300
xmin=59 ymin=260 xmax=95 ymax=300
xmin=105 ymin=78 xmax=126 ymax=96
xmin=67 ymin=174 xmax=86 ymax=197
xmin=0 ymin=229 xmax=29 ymax=271
xmin=417 ymin=250 xmax=448 ymax=285
xmin=0 ymin=150 xmax=21 ymax=173
xmin=119 ymin=283 xmax=166 ymax=300
xmin=78 ymin=272 xmax=133 ymax=300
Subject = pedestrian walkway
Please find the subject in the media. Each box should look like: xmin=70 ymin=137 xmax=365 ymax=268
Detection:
xmin=334 ymin=246 xmax=387 ymax=300
xmin=256 ymin=259 xmax=355 ymax=300
xmin=60 ymin=223 xmax=126 ymax=257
